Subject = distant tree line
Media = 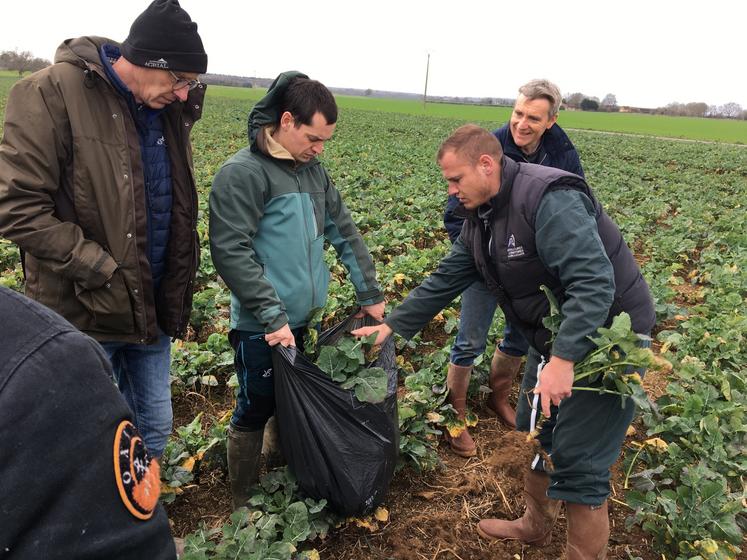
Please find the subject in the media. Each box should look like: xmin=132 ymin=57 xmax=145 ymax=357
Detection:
xmin=655 ymin=101 xmax=746 ymax=120
xmin=0 ymin=49 xmax=51 ymax=76
xmin=562 ymin=90 xmax=746 ymax=119
xmin=563 ymin=92 xmax=618 ymax=112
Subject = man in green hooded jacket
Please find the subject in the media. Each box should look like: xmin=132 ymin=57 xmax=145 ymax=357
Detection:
xmin=209 ymin=72 xmax=385 ymax=509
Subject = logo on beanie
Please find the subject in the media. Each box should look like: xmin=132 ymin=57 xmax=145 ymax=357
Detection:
xmin=113 ymin=420 xmax=161 ymax=520
xmin=145 ymin=57 xmax=169 ymax=69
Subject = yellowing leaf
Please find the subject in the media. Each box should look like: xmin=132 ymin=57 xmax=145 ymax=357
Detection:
xmin=160 ymin=482 xmax=183 ymax=495
xmin=464 ymin=411 xmax=479 ymax=428
xmin=624 ymin=372 xmax=642 ymax=384
xmin=393 ymin=273 xmax=407 ymax=285
xmin=304 ymin=551 xmax=321 ymax=560
xmin=447 ymin=425 xmax=465 ymax=438
xmin=626 ymin=425 xmax=637 ymax=437
xmin=644 ymin=437 xmax=668 ymax=452
xmin=352 ymin=517 xmax=378 ymax=532
xmin=181 ymin=456 xmax=196 ymax=472
xmin=653 ymin=355 xmax=673 ymax=373
xmin=374 ymin=507 xmax=389 ymax=522
xmin=426 ymin=412 xmax=444 ymax=423
xmin=695 ymin=539 xmax=719 ymax=555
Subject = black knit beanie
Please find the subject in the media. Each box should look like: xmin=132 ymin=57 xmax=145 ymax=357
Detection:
xmin=121 ymin=0 xmax=207 ymax=74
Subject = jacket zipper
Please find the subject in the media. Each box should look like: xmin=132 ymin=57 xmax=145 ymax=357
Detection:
xmin=296 ymin=171 xmax=317 ymax=312
xmin=174 ymin=117 xmax=198 ymax=337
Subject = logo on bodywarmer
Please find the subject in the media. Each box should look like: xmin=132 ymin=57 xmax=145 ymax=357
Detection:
xmin=113 ymin=420 xmax=161 ymax=520
xmin=507 ymin=233 xmax=525 ymax=258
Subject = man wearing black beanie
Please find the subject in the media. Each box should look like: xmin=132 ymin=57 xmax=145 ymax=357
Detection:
xmin=0 ymin=0 xmax=207 ymax=464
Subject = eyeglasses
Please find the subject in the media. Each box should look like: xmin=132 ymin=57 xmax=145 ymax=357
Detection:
xmin=169 ymin=71 xmax=201 ymax=91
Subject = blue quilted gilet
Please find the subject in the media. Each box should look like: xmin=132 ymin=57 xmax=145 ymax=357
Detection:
xmin=100 ymin=45 xmax=172 ymax=292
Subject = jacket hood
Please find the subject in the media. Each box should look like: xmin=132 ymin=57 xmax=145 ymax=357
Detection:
xmin=247 ymin=70 xmax=308 ymax=150
xmin=54 ymin=36 xmax=114 ymax=69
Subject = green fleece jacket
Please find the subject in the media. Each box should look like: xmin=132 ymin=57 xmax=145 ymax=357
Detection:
xmin=386 ymin=189 xmax=615 ymax=362
xmin=209 ymin=72 xmax=382 ymax=333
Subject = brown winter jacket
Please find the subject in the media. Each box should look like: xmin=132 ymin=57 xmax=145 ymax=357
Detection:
xmin=0 ymin=36 xmax=204 ymax=343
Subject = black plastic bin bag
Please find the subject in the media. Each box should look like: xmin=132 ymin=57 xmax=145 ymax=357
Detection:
xmin=272 ymin=314 xmax=398 ymax=516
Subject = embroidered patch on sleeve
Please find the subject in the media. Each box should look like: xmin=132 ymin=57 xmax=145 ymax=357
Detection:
xmin=113 ymin=420 xmax=161 ymax=520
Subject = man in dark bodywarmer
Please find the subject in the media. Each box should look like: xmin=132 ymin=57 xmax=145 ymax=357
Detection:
xmin=353 ymin=124 xmax=655 ymax=559
xmin=0 ymin=287 xmax=175 ymax=559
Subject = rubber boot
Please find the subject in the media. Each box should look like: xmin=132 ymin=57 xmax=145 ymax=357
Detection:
xmin=173 ymin=537 xmax=185 ymax=559
xmin=445 ymin=363 xmax=477 ymax=457
xmin=486 ymin=348 xmax=522 ymax=428
xmin=227 ymin=424 xmax=263 ymax=510
xmin=261 ymin=416 xmax=286 ymax=470
xmin=476 ymin=469 xmax=561 ymax=545
xmin=565 ymin=501 xmax=609 ymax=560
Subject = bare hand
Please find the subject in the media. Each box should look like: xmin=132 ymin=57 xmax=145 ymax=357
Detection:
xmin=351 ymin=323 xmax=393 ymax=346
xmin=355 ymin=300 xmax=386 ymax=322
xmin=265 ymin=324 xmax=296 ymax=347
xmin=535 ymin=356 xmax=574 ymax=417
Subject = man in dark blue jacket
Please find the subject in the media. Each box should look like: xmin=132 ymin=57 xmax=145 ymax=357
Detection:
xmin=441 ymin=80 xmax=585 ymax=457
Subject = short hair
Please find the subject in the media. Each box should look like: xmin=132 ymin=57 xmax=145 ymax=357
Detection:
xmin=437 ymin=124 xmax=504 ymax=165
xmin=279 ymin=77 xmax=338 ymax=127
xmin=518 ymin=79 xmax=562 ymax=118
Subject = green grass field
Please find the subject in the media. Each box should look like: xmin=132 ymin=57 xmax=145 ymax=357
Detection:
xmin=203 ymin=84 xmax=747 ymax=144
xmin=2 ymin=71 xmax=746 ymax=143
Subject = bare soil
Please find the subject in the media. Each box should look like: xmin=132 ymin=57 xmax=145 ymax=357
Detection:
xmin=167 ymin=386 xmax=663 ymax=559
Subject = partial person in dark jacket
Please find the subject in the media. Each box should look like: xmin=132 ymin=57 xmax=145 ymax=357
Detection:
xmin=354 ymin=125 xmax=655 ymax=559
xmin=0 ymin=0 xmax=207 ymax=458
xmin=440 ymin=80 xmax=585 ymax=458
xmin=0 ymin=286 xmax=176 ymax=560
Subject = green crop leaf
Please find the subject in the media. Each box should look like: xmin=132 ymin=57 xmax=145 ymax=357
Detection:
xmin=317 ymin=345 xmax=347 ymax=380
xmin=263 ymin=542 xmax=297 ymax=560
xmin=341 ymin=366 xmax=388 ymax=403
xmin=282 ymin=501 xmax=311 ymax=543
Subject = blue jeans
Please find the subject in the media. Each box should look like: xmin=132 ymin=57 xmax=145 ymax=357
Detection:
xmin=228 ymin=328 xmax=306 ymax=432
xmin=450 ymin=279 xmax=529 ymax=366
xmin=100 ymin=334 xmax=172 ymax=458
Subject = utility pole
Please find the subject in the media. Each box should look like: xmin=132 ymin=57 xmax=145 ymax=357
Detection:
xmin=423 ymin=53 xmax=430 ymax=109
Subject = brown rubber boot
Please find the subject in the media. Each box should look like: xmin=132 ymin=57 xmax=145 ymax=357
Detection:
xmin=476 ymin=469 xmax=561 ymax=545
xmin=486 ymin=348 xmax=523 ymax=428
xmin=565 ymin=501 xmax=609 ymax=560
xmin=261 ymin=416 xmax=286 ymax=470
xmin=227 ymin=424 xmax=263 ymax=510
xmin=445 ymin=363 xmax=477 ymax=457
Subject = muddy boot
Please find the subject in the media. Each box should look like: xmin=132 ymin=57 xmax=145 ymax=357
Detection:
xmin=486 ymin=348 xmax=522 ymax=428
xmin=565 ymin=501 xmax=609 ymax=560
xmin=444 ymin=363 xmax=477 ymax=457
xmin=227 ymin=424 xmax=263 ymax=510
xmin=476 ymin=469 xmax=561 ymax=545
xmin=261 ymin=416 xmax=286 ymax=470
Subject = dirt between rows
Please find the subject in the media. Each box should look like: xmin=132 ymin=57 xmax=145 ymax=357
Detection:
xmin=168 ymin=376 xmax=669 ymax=559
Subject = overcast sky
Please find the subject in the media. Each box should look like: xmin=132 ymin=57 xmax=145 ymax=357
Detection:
xmin=4 ymin=0 xmax=746 ymax=109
